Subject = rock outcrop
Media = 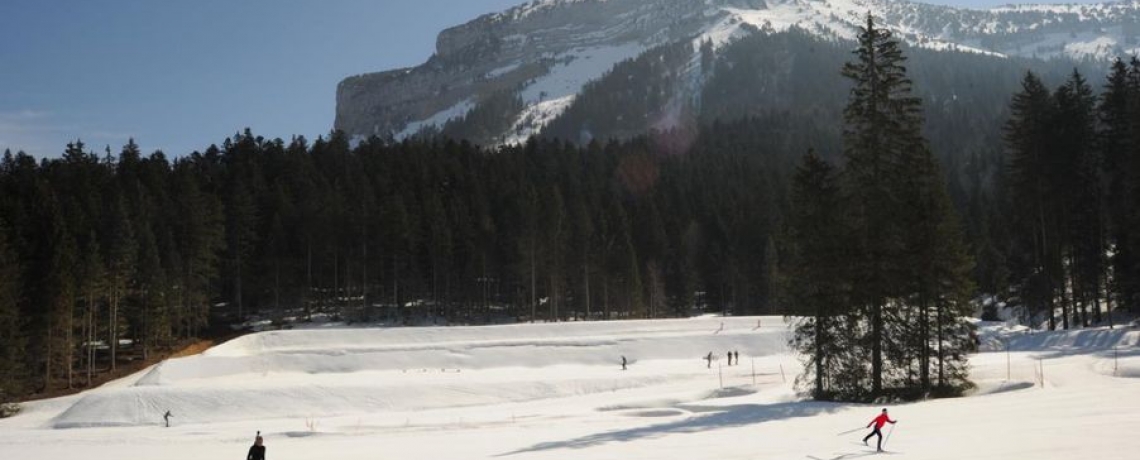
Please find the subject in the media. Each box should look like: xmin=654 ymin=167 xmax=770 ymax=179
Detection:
xmin=335 ymin=0 xmax=1140 ymax=143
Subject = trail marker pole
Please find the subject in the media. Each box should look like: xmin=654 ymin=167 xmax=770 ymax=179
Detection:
xmin=718 ymin=362 xmax=724 ymax=389
xmin=1005 ymin=338 xmax=1011 ymax=381
xmin=751 ymin=358 xmax=756 ymax=385
xmin=780 ymin=364 xmax=786 ymax=383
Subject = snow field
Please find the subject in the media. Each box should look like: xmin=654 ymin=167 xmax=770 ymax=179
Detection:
xmin=0 ymin=316 xmax=1138 ymax=460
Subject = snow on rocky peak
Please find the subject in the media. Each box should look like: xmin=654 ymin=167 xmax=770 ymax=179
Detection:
xmin=335 ymin=0 xmax=1140 ymax=145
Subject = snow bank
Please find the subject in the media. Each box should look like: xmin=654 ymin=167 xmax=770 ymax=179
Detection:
xmin=976 ymin=321 xmax=1140 ymax=352
xmin=52 ymin=317 xmax=787 ymax=428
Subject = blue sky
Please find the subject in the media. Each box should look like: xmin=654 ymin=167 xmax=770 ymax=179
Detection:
xmin=0 ymin=0 xmax=522 ymax=157
xmin=0 ymin=0 xmax=1103 ymax=157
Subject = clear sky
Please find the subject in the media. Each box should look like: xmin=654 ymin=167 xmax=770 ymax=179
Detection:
xmin=0 ymin=0 xmax=523 ymax=157
xmin=0 ymin=0 xmax=1106 ymax=158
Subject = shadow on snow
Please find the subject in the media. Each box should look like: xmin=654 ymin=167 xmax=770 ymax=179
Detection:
xmin=497 ymin=399 xmax=845 ymax=456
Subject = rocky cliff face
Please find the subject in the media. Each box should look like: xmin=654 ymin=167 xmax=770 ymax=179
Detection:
xmin=335 ymin=0 xmax=1140 ymax=143
xmin=335 ymin=0 xmax=732 ymax=140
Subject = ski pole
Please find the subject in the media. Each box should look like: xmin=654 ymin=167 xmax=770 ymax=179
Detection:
xmin=883 ymin=422 xmax=896 ymax=449
xmin=836 ymin=426 xmax=864 ymax=436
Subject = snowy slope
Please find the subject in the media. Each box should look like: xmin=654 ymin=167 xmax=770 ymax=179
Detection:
xmin=1 ymin=316 xmax=1138 ymax=460
xmin=346 ymin=0 xmax=1140 ymax=147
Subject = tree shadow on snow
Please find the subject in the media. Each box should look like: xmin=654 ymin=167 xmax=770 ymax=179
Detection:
xmin=1000 ymin=328 xmax=1138 ymax=359
xmin=496 ymin=400 xmax=844 ymax=456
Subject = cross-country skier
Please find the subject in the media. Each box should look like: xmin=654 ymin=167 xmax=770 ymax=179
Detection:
xmin=621 ymin=356 xmax=627 ymax=370
xmin=247 ymin=432 xmax=266 ymax=460
xmin=863 ymin=408 xmax=897 ymax=452
xmin=163 ymin=410 xmax=172 ymax=427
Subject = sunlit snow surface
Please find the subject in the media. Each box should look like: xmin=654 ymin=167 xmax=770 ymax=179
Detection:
xmin=2 ymin=316 xmax=1138 ymax=460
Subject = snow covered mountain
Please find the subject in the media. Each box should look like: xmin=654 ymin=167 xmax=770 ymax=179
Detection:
xmin=335 ymin=0 xmax=1140 ymax=145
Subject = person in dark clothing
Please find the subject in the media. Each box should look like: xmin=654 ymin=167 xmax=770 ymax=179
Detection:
xmin=247 ymin=433 xmax=266 ymax=460
xmin=734 ymin=351 xmax=740 ymax=365
xmin=621 ymin=356 xmax=627 ymax=370
xmin=705 ymin=352 xmax=713 ymax=368
xmin=163 ymin=410 xmax=172 ymax=427
xmin=862 ymin=408 xmax=897 ymax=452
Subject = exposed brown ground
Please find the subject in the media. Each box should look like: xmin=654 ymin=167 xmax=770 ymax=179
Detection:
xmin=23 ymin=332 xmax=245 ymax=402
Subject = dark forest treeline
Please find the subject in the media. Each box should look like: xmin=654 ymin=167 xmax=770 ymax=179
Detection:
xmin=1001 ymin=59 xmax=1140 ymax=330
xmin=0 ymin=120 xmax=801 ymax=401
xmin=3 ymin=32 xmax=1140 ymax=406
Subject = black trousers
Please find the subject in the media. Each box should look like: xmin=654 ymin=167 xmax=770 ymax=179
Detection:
xmin=863 ymin=427 xmax=883 ymax=450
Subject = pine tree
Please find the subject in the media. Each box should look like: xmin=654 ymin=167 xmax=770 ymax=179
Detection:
xmin=104 ymin=194 xmax=136 ymax=371
xmin=224 ymin=179 xmax=257 ymax=323
xmin=838 ymin=14 xmax=976 ymax=399
xmin=1054 ymin=70 xmax=1103 ymax=328
xmin=840 ymin=13 xmax=923 ymax=397
xmin=0 ymin=218 xmax=25 ymax=402
xmin=1100 ymin=59 xmax=1130 ymax=324
xmin=76 ymin=234 xmax=104 ymax=386
xmin=1005 ymin=72 xmax=1059 ymax=329
xmin=789 ymin=150 xmax=849 ymax=400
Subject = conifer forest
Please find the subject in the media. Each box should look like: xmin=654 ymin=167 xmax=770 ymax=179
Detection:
xmin=2 ymin=23 xmax=1140 ymax=403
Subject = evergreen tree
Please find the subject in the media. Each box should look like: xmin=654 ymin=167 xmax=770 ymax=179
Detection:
xmin=0 ymin=218 xmax=25 ymax=401
xmin=1100 ymin=59 xmax=1131 ymax=323
xmin=1054 ymin=70 xmax=1103 ymax=328
xmin=104 ymin=194 xmax=137 ymax=371
xmin=838 ymin=14 xmax=975 ymax=399
xmin=840 ymin=14 xmax=921 ymax=397
xmin=788 ymin=150 xmax=849 ymax=400
xmin=1004 ymin=72 xmax=1059 ymax=329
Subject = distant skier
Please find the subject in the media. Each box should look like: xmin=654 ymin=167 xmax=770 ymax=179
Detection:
xmin=705 ymin=352 xmax=713 ymax=369
xmin=621 ymin=355 xmax=627 ymax=370
xmin=726 ymin=350 xmax=733 ymax=366
xmin=247 ymin=432 xmax=266 ymax=460
xmin=163 ymin=410 xmax=172 ymax=427
xmin=863 ymin=408 xmax=897 ymax=452
xmin=733 ymin=350 xmax=739 ymax=365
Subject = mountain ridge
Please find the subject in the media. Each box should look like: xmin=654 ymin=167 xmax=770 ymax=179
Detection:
xmin=335 ymin=0 xmax=1140 ymax=145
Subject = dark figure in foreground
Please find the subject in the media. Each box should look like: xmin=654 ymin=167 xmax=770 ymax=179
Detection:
xmin=621 ymin=356 xmax=627 ymax=370
xmin=863 ymin=408 xmax=897 ymax=452
xmin=247 ymin=433 xmax=266 ymax=460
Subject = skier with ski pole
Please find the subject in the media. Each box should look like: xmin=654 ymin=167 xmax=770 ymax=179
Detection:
xmin=862 ymin=408 xmax=897 ymax=452
xmin=247 ymin=431 xmax=266 ymax=460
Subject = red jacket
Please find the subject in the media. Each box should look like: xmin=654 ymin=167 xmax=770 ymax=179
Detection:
xmin=869 ymin=413 xmax=895 ymax=429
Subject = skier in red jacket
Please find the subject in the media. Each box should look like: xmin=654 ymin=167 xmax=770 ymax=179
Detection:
xmin=863 ymin=408 xmax=897 ymax=452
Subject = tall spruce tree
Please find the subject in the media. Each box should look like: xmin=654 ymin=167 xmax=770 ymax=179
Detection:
xmin=1005 ymin=72 xmax=1059 ymax=329
xmin=1120 ymin=58 xmax=1140 ymax=313
xmin=1054 ymin=70 xmax=1103 ymax=328
xmin=789 ymin=150 xmax=849 ymax=400
xmin=1098 ymin=60 xmax=1130 ymax=324
xmin=0 ymin=218 xmax=24 ymax=402
xmin=840 ymin=13 xmax=920 ymax=397
xmin=836 ymin=14 xmax=975 ymax=399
